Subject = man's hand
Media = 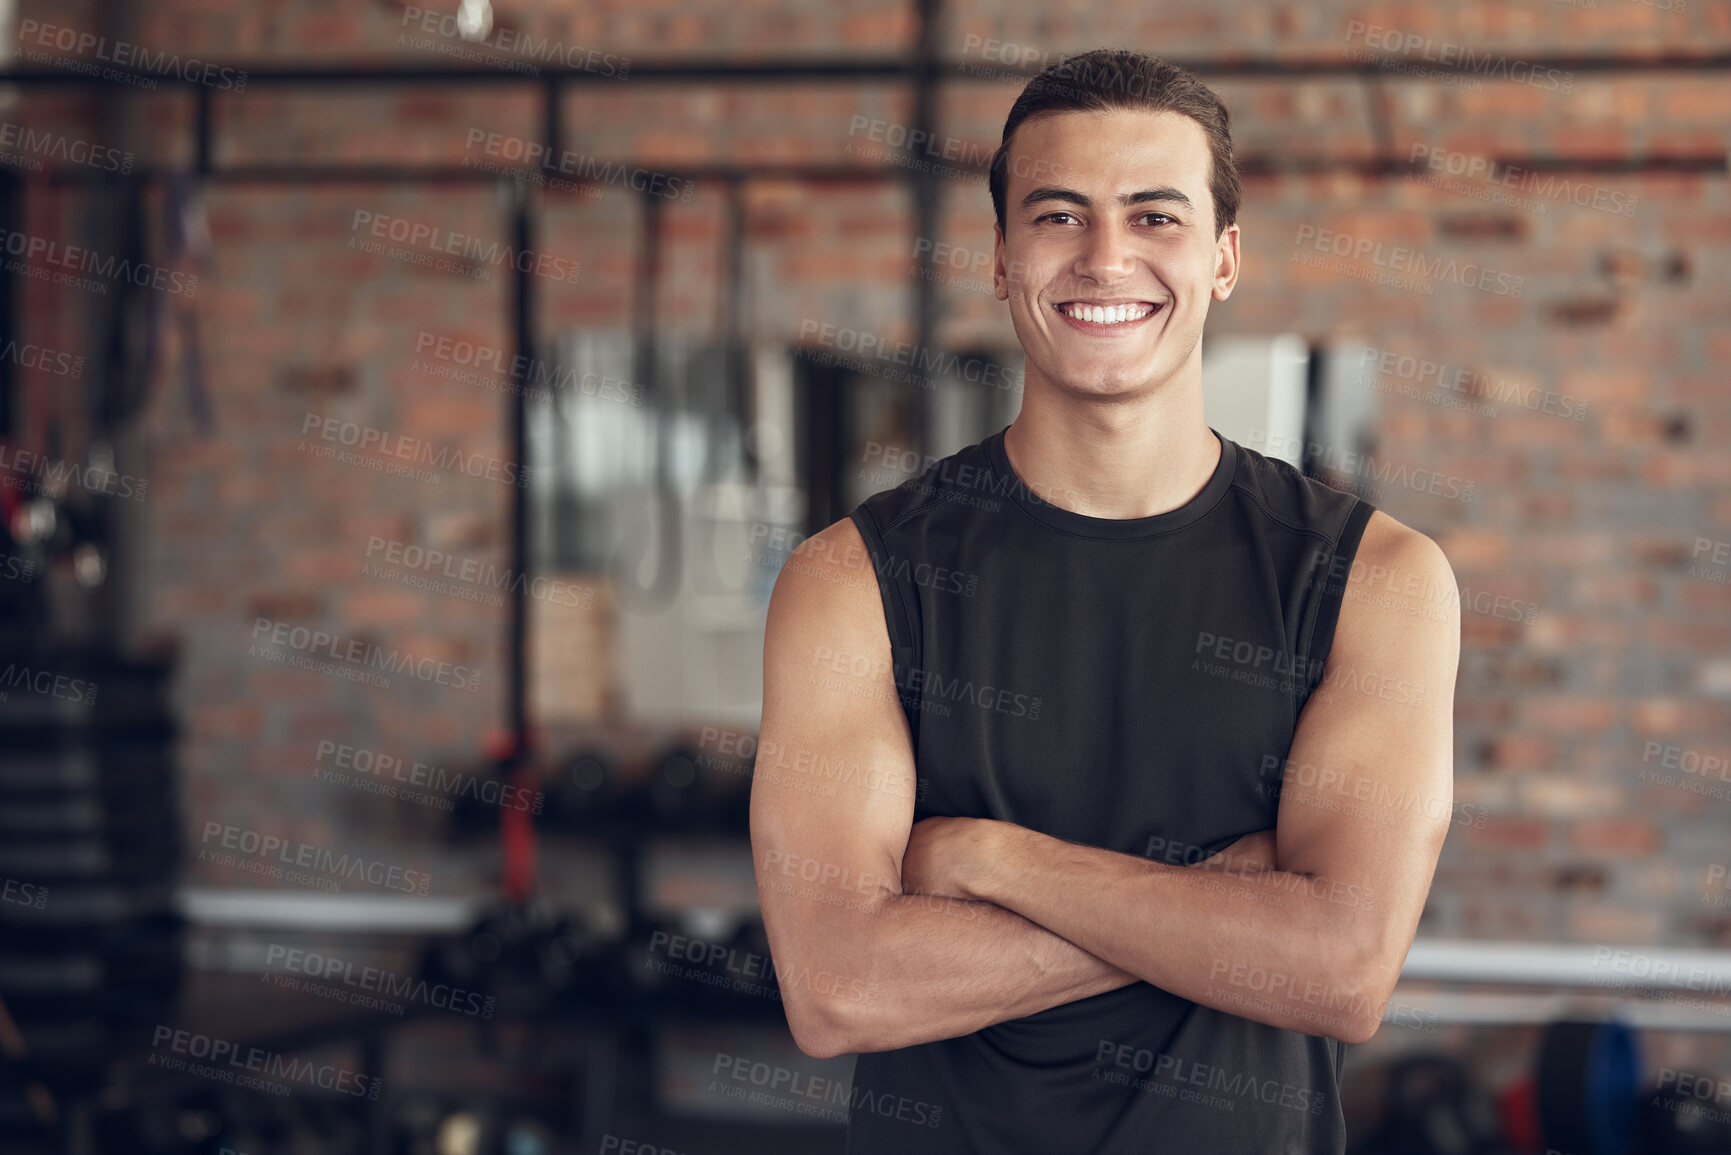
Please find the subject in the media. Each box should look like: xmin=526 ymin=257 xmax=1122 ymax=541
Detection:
xmin=1199 ymin=828 xmax=1279 ymax=873
xmin=901 ymin=816 xmax=1005 ymax=900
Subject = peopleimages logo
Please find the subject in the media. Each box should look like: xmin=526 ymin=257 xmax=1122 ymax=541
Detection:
xmin=710 ymin=1052 xmax=944 ymax=1128
xmin=1095 ymin=1040 xmax=1328 ymax=1115
xmin=248 ymin=616 xmax=483 ymax=693
xmin=411 ymin=330 xmax=645 ymax=406
xmin=313 ymin=740 xmax=544 ymax=815
xmin=1407 ymin=144 xmax=1638 ymax=218
xmin=1342 ymin=21 xmax=1575 ymax=93
xmin=461 ymin=132 xmax=693 ymax=203
xmin=263 ymin=944 xmax=495 ymax=1018
xmin=398 ymin=6 xmax=629 ymax=78
xmin=697 ymin=725 xmax=928 ymax=803
xmin=1248 ymin=431 xmax=1477 ymax=504
xmin=647 ymin=929 xmax=878 ymax=1005
xmin=797 ymin=319 xmax=1022 ymax=395
xmin=1355 ymin=346 xmax=1588 ymax=424
xmin=0 ymin=662 xmax=99 ymax=705
xmin=1292 ymin=225 xmax=1525 ymax=298
xmin=810 ymin=645 xmax=1044 ymax=721
xmin=17 ymin=21 xmax=249 ymax=91
xmin=362 ymin=535 xmax=595 ymax=610
xmin=0 ymin=443 xmax=148 ymax=501
xmin=199 ymin=822 xmax=433 ymax=895
xmin=0 ymin=338 xmax=85 ymax=378
xmin=0 ymin=225 xmax=199 ymax=297
xmin=1 ymin=875 xmax=49 ymax=910
xmin=0 ymin=123 xmax=134 ymax=174
xmin=1691 ymin=538 xmax=1731 ymax=586
xmin=300 ymin=413 xmax=529 ymax=488
xmin=1591 ymin=947 xmax=1731 ymax=997
xmin=348 ymin=210 xmax=582 ymax=285
xmin=1257 ymin=753 xmax=1486 ymax=831
xmin=846 ymin=116 xmax=994 ymax=168
xmin=149 ymin=1026 xmax=380 ymax=1099
xmin=910 ymin=236 xmax=1034 ymax=296
xmin=748 ymin=523 xmax=981 ymax=599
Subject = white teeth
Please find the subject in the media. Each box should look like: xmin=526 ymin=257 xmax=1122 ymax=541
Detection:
xmin=1060 ymin=302 xmax=1154 ymax=325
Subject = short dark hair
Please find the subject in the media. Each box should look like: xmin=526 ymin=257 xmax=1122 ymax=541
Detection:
xmin=988 ymin=49 xmax=1241 ymax=240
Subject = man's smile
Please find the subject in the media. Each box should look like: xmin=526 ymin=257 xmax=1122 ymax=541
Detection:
xmin=1051 ymin=299 xmax=1167 ymax=332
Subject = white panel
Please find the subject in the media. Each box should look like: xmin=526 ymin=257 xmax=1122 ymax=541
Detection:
xmin=1314 ymin=342 xmax=1381 ymax=467
xmin=1200 ymin=334 xmax=1310 ymax=466
xmin=751 ymin=343 xmax=799 ymax=489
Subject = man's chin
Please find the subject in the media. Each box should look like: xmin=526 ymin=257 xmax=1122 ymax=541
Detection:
xmin=1042 ymin=368 xmax=1162 ymax=399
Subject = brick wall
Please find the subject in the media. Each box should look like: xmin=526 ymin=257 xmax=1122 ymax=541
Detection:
xmin=11 ymin=0 xmax=1729 ymax=986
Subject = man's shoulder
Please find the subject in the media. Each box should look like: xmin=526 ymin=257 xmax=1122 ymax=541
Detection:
xmin=1326 ymin=507 xmax=1459 ymax=669
xmin=852 ymin=432 xmax=1005 ymax=537
xmin=769 ymin=517 xmax=882 ymax=613
xmin=1226 ymin=436 xmax=1372 ymax=550
xmin=766 ymin=431 xmax=1004 ymax=649
xmin=1351 ymin=510 xmax=1457 ymax=617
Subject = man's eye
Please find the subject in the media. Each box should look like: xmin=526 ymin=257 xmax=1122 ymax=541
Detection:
xmin=1036 ymin=211 xmax=1079 ymax=224
xmin=1140 ymin=213 xmax=1174 ymax=226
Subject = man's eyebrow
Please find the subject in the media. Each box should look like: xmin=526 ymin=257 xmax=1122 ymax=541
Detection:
xmin=1019 ymin=186 xmax=1196 ymax=212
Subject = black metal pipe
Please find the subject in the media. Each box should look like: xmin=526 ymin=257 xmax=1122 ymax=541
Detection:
xmin=39 ymin=163 xmax=965 ymax=185
xmin=32 ymin=151 xmax=1723 ymax=189
xmin=619 ymin=185 xmax=681 ymax=616
xmin=721 ymin=176 xmax=747 ymax=448
xmin=908 ymin=0 xmax=941 ymax=460
xmin=634 ymin=191 xmax=661 ymax=439
xmin=1 ymin=49 xmax=1728 ymax=88
xmin=194 ymin=85 xmax=212 ymax=177
xmin=540 ymin=74 xmax=563 ymax=178
xmin=508 ymin=181 xmax=532 ymax=759
xmin=0 ymin=170 xmax=18 ymax=441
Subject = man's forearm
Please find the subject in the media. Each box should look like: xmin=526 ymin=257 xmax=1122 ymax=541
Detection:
xmin=763 ymin=884 xmax=1136 ymax=1056
xmin=766 ymin=828 xmax=1279 ymax=1056
xmin=967 ymin=826 xmax=1387 ymax=1043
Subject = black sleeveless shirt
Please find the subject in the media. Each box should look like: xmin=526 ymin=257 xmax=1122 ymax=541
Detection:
xmin=843 ymin=425 xmax=1375 ymax=1155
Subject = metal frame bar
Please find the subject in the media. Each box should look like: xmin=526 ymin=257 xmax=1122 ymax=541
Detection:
xmin=5 ymin=50 xmax=1730 ymax=86
xmin=5 ymin=48 xmax=1726 ymax=187
xmin=174 ymin=892 xmax=1731 ymax=1033
xmin=174 ymin=894 xmax=1731 ymax=995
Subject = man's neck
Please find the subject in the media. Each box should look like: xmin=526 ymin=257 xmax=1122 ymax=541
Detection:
xmin=1002 ymin=378 xmax=1220 ymax=521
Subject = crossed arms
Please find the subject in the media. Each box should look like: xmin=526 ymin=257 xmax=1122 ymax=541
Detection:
xmin=749 ymin=510 xmax=1458 ymax=1059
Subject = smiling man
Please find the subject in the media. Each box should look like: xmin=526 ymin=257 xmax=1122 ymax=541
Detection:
xmin=751 ymin=49 xmax=1459 ymax=1154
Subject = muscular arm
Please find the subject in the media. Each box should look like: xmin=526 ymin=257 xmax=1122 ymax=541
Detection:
xmin=750 ymin=517 xmax=1272 ymax=1058
xmin=903 ymin=511 xmax=1459 ymax=1044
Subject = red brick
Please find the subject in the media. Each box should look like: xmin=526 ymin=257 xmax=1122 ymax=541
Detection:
xmin=1571 ymin=819 xmax=1661 ymax=857
xmin=1466 ymin=817 xmax=1551 ymax=849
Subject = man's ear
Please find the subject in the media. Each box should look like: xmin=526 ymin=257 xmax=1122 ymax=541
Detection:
xmin=993 ymin=222 xmax=1009 ymax=300
xmin=1213 ymin=222 xmax=1241 ymax=302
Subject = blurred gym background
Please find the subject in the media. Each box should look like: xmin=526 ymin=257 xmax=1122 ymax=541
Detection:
xmin=0 ymin=0 xmax=1728 ymax=1152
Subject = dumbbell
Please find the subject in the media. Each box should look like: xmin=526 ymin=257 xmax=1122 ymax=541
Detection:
xmin=1637 ymin=1065 xmax=1731 ymax=1153
xmin=1355 ymin=1053 xmax=1506 ymax=1155
xmin=545 ymin=748 xmax=638 ymax=830
xmin=643 ymin=742 xmax=750 ymax=832
xmin=420 ymin=903 xmax=599 ymax=1017
xmin=1535 ymin=1018 xmax=1641 ymax=1155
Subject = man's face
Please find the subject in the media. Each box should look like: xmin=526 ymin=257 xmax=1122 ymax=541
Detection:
xmin=994 ymin=107 xmax=1240 ymax=400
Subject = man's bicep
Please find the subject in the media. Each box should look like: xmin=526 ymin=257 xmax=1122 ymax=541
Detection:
xmin=750 ymin=519 xmax=920 ymax=921
xmin=1275 ymin=512 xmax=1460 ymax=944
